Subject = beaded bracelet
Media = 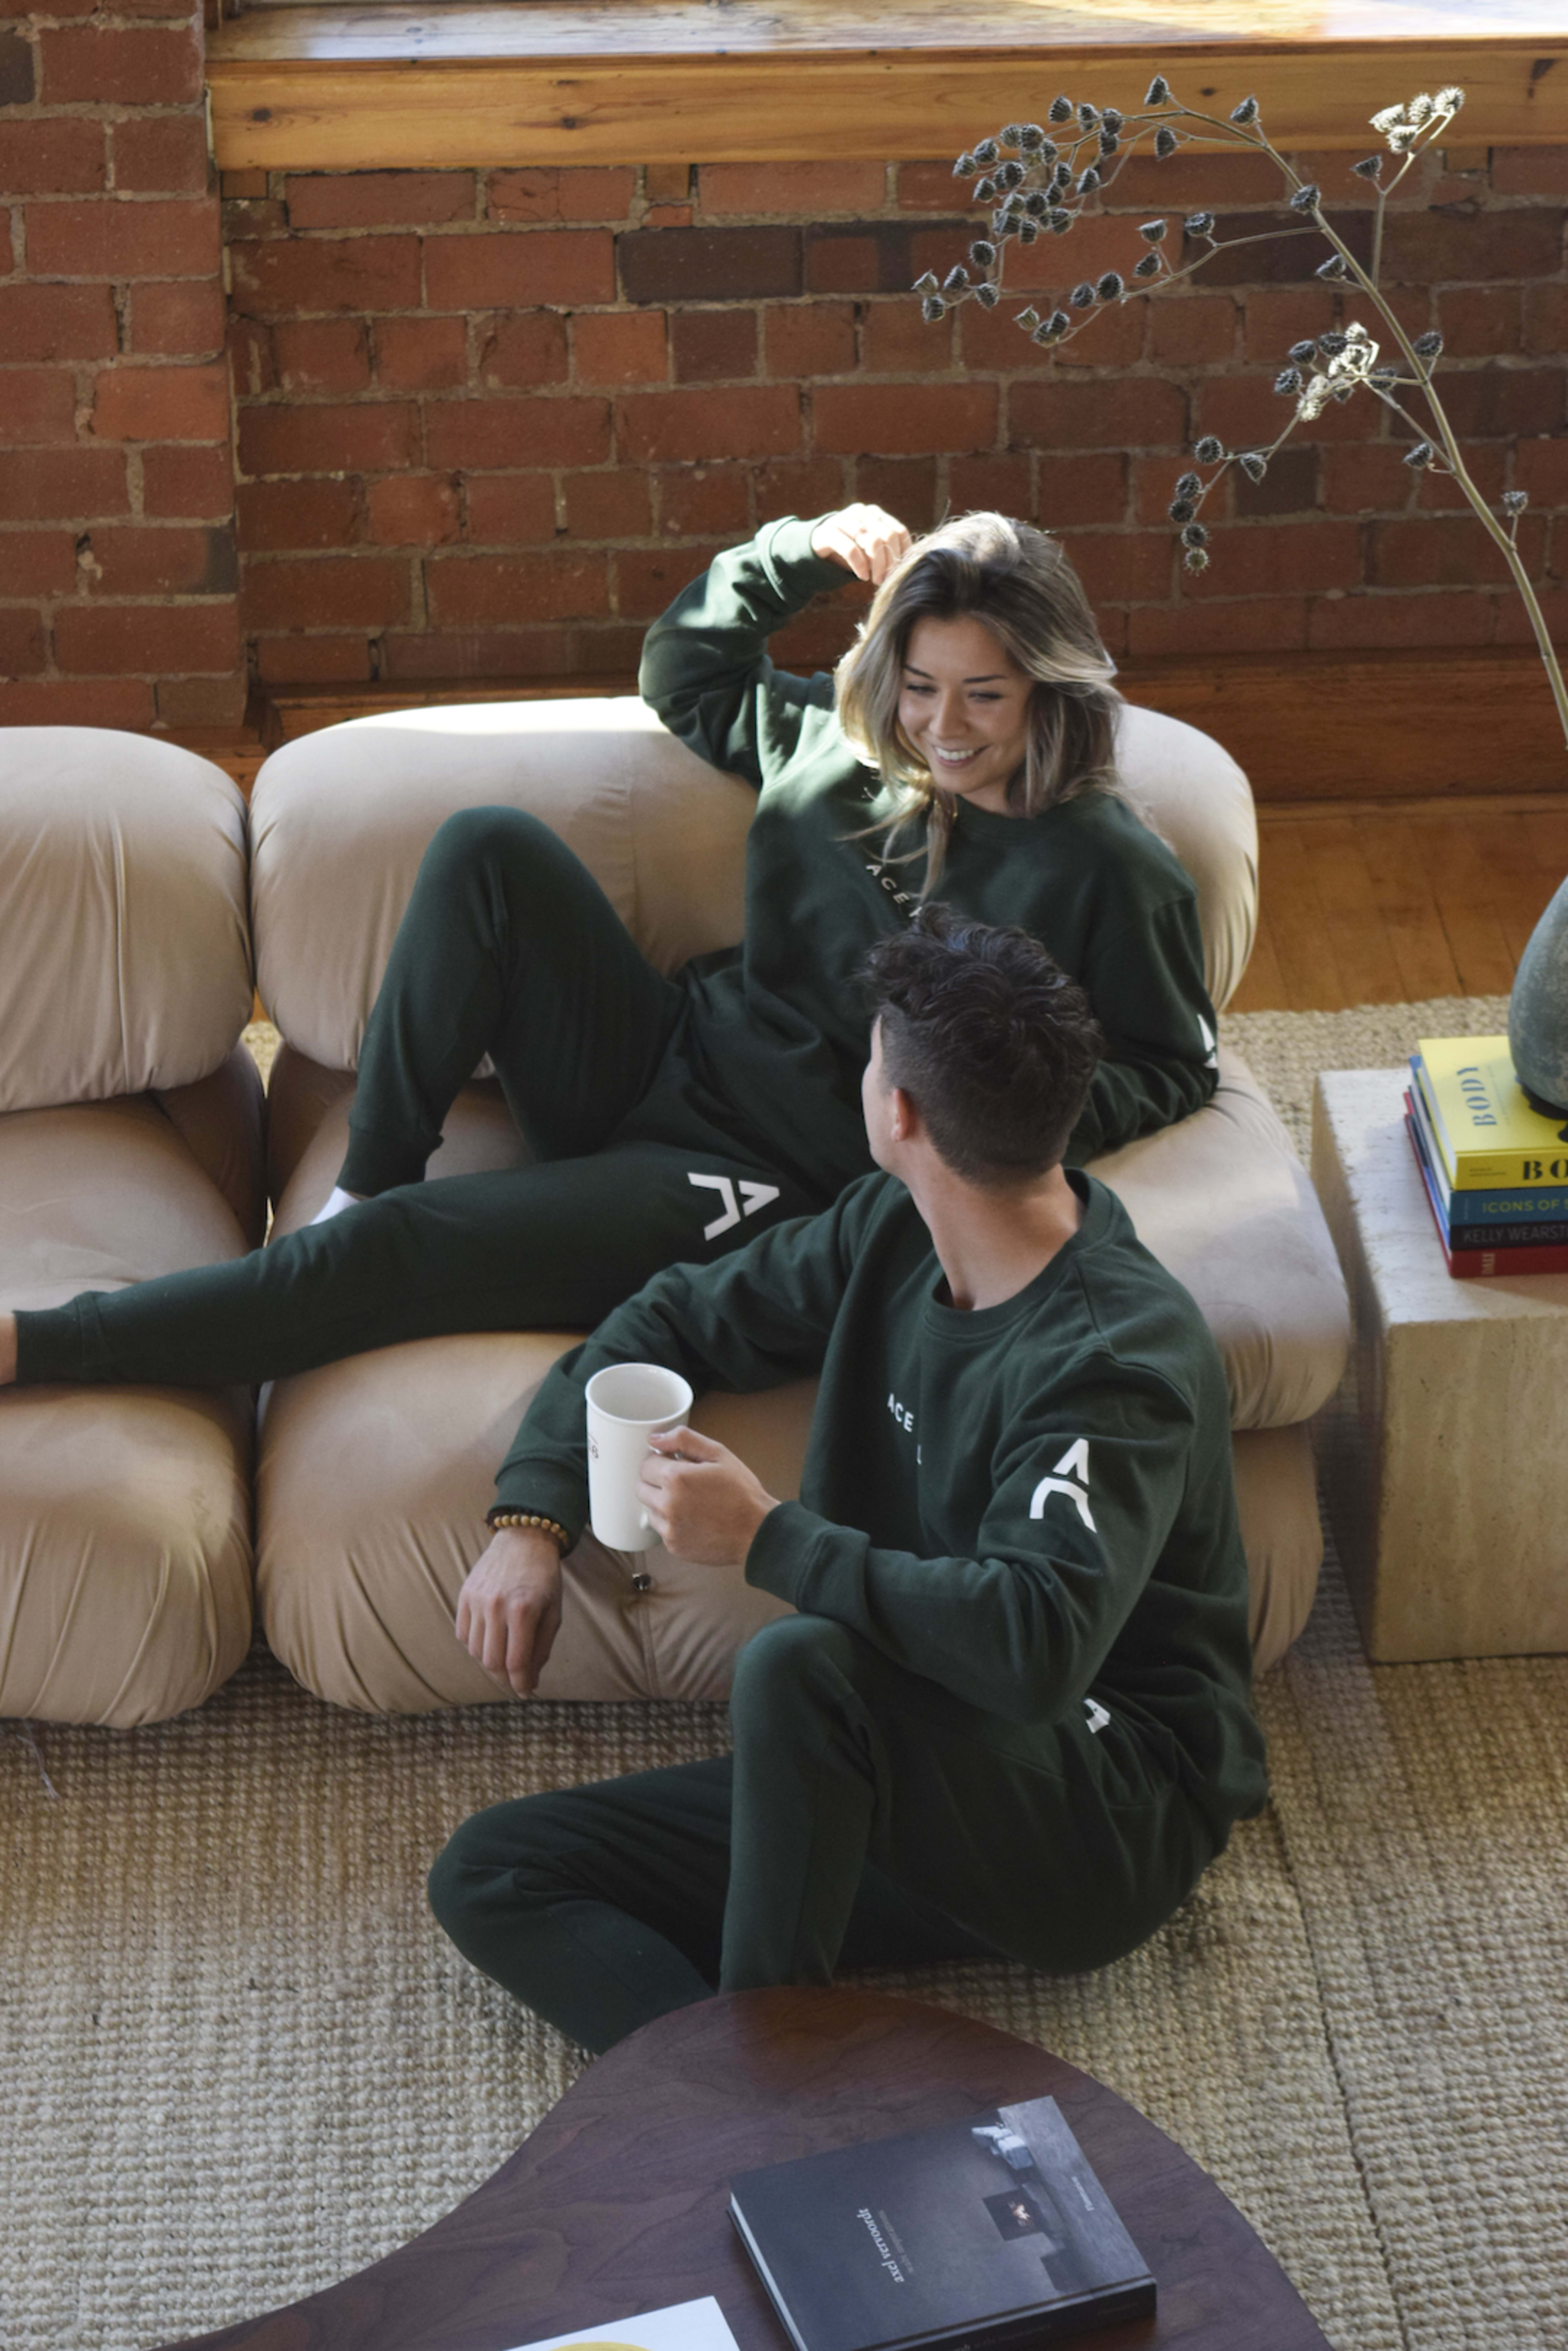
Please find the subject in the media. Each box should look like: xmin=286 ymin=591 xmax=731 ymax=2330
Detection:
xmin=488 ymin=1510 xmax=571 ymax=1551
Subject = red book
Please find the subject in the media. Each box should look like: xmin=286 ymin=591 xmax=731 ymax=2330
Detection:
xmin=1406 ymin=1100 xmax=1568 ymax=1278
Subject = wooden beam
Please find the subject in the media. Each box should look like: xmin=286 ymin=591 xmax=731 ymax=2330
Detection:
xmin=208 ymin=6 xmax=1568 ymax=170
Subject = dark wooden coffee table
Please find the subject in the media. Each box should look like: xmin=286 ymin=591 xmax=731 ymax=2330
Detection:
xmin=160 ymin=1987 xmax=1332 ymax=2351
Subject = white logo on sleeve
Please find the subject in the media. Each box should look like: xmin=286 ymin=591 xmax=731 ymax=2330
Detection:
xmin=1029 ymin=1439 xmax=1096 ymax=1531
xmin=688 ymin=1173 xmax=781 ymax=1240
xmin=1199 ymin=1013 xmax=1218 ymax=1071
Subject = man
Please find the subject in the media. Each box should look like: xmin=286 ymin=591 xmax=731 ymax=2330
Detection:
xmin=430 ymin=907 xmax=1266 ymax=2052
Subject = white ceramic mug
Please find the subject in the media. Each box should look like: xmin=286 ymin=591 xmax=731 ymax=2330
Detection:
xmin=585 ymin=1362 xmax=695 ymax=1552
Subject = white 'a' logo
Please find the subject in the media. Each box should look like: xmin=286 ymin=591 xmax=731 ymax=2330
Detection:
xmin=689 ymin=1172 xmax=781 ymax=1240
xmin=1029 ymin=1439 xmax=1096 ymax=1531
xmin=1198 ymin=1013 xmax=1218 ymax=1071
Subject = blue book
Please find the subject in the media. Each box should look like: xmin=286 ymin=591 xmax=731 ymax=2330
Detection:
xmin=1408 ymin=1075 xmax=1568 ymax=1237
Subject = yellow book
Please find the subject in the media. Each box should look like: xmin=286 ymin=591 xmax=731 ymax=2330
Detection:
xmin=1414 ymin=1036 xmax=1568 ymax=1190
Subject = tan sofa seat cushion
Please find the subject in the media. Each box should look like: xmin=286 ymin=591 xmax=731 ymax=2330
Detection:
xmin=0 ymin=729 xmax=253 ymax=1113
xmin=0 ymin=1098 xmax=254 ymax=1726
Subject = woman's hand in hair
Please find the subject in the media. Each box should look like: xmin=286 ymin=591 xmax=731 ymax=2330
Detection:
xmin=812 ymin=504 xmax=913 ymax=586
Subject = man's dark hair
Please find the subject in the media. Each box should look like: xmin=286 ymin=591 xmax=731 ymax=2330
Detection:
xmin=862 ymin=905 xmax=1103 ymax=1186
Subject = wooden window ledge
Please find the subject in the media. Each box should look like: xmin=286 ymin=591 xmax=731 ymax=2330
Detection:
xmin=208 ymin=4 xmax=1568 ymax=172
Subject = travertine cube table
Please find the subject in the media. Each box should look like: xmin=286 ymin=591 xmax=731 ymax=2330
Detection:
xmin=1313 ymin=1067 xmax=1568 ymax=1661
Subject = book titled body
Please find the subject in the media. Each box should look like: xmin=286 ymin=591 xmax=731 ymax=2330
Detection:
xmin=1406 ymin=1100 xmax=1568 ymax=1278
xmin=729 ymin=2095 xmax=1154 ymax=2351
xmin=1413 ymin=1037 xmax=1568 ymax=1191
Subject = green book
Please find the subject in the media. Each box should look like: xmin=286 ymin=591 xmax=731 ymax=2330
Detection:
xmin=1413 ymin=1037 xmax=1568 ymax=1190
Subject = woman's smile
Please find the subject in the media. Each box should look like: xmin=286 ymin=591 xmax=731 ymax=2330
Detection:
xmin=897 ymin=613 xmax=1034 ymax=817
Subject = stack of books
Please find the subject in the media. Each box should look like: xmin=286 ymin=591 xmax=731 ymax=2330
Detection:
xmin=1405 ymin=1035 xmax=1568 ymax=1278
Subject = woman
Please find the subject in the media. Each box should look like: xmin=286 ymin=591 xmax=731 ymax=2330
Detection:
xmin=1 ymin=503 xmax=1216 ymax=1401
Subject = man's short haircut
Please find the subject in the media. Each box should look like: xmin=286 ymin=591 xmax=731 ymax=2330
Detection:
xmin=862 ymin=905 xmax=1103 ymax=1186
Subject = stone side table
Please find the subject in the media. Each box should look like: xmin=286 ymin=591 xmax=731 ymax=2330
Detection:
xmin=1313 ymin=1067 xmax=1568 ymax=1661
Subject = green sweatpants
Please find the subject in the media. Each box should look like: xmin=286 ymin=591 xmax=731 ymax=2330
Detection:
xmin=14 ymin=808 xmax=817 ymax=1389
xmin=427 ymin=1613 xmax=1221 ymax=2053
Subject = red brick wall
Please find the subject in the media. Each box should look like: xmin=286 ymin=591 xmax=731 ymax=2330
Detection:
xmin=225 ymin=144 xmax=1568 ymax=695
xmin=0 ymin=0 xmax=242 ymax=728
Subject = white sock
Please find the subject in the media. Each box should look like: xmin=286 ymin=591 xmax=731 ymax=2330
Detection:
xmin=310 ymin=1184 xmax=365 ymax=1225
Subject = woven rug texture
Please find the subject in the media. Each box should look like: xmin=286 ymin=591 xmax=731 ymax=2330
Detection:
xmin=4 ymin=995 xmax=1567 ymax=2351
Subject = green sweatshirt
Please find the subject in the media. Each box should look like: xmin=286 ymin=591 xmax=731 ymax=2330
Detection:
xmin=497 ymin=1171 xmax=1267 ymax=1839
xmin=642 ymin=516 xmax=1219 ymax=1198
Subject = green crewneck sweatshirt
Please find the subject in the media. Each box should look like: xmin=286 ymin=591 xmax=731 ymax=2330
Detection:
xmin=641 ymin=516 xmax=1220 ymax=1199
xmin=496 ymin=1171 xmax=1266 ymax=1840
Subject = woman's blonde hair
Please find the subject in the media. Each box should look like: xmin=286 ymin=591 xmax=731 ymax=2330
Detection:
xmin=835 ymin=511 xmax=1121 ymax=885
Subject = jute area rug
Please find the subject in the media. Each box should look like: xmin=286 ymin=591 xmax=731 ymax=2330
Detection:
xmin=4 ymin=996 xmax=1567 ymax=2351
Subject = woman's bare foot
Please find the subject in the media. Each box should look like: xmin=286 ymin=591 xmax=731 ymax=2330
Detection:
xmin=0 ymin=1313 xmax=17 ymax=1387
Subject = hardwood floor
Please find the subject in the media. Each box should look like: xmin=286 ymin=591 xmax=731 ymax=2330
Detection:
xmin=172 ymin=725 xmax=1565 ymax=1018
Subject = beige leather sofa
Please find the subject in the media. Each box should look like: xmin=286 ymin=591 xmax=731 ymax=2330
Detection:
xmin=0 ymin=728 xmax=264 ymax=1726
xmin=247 ymin=696 xmax=1350 ymax=1713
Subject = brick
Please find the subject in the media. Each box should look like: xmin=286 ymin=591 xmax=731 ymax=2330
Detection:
xmin=897 ymin=159 xmax=974 ymax=213
xmin=91 ymin=359 xmax=230 ymax=442
xmin=155 ymin=675 xmax=247 ymax=728
xmin=0 ymin=282 xmax=116 ymax=361
xmin=1370 ymin=513 xmax=1545 ymax=591
xmin=1383 ymin=207 xmax=1564 ymax=283
xmin=488 ymin=167 xmax=635 ymax=224
xmin=143 ymin=442 xmax=232 ymax=517
xmin=1321 ymin=442 xmax=1505 ymax=518
xmin=39 ymin=24 xmax=201 ymax=105
xmin=1003 ymin=221 xmax=1154 ymax=303
xmin=223 ymin=196 xmax=287 ymax=238
xmin=643 ymin=206 xmax=692 ymax=230
xmin=0 ymin=609 xmax=47 ymax=675
xmin=0 ymin=119 xmax=105 ymax=196
xmin=54 ymin=601 xmax=239 ymax=674
xmin=464 ymin=473 xmax=557 ymax=544
xmin=644 ymin=165 xmax=691 ymax=206
xmin=425 ymin=229 xmax=615 ymax=310
xmin=1063 ymin=529 xmax=1171 ymax=605
xmin=0 ymin=24 xmax=35 ymax=104
xmin=617 ymin=540 xmax=722 ymax=618
xmin=1438 ymin=367 xmax=1565 ymax=441
xmin=1490 ymin=147 xmax=1568 ymax=198
xmin=1010 ymin=375 xmax=1185 ymax=451
xmin=0 ymin=528 xmax=76 ymax=595
xmin=1035 ymin=451 xmax=1127 ymax=528
xmin=27 ymin=196 xmax=219 ymax=280
xmin=92 ymin=522 xmax=236 ymax=596
xmin=425 ymin=396 xmax=610 ymax=471
xmin=272 ymin=318 xmax=371 ymax=396
xmin=771 ymin=604 xmax=863 ymax=671
xmin=1437 ymin=285 xmax=1523 ymax=359
xmin=855 ymin=456 xmax=939 ymax=530
xmin=765 ymin=302 xmax=855 ymax=379
xmin=0 ymin=368 xmax=78 ymax=445
xmin=805 ymin=219 xmax=963 ymax=298
xmin=619 ymin=227 xmax=800 ymax=305
xmin=869 ymin=296 xmax=957 ymax=373
xmin=221 ymin=171 xmax=269 ymax=201
xmin=949 ymin=453 xmax=1033 ymax=519
xmin=1493 ymin=581 xmax=1568 ymax=646
xmin=1306 ymin=590 xmax=1496 ymax=651
xmin=1127 ymin=595 xmax=1311 ymax=657
xmin=236 ymin=477 xmax=358 ymax=552
xmin=1181 ymin=517 xmax=1362 ymax=599
xmin=564 ymin=467 xmax=651 ymax=538
xmin=287 ymin=172 xmax=476 ymax=229
xmin=379 ymin=315 xmax=470 ymax=390
xmin=656 ymin=464 xmax=750 ymax=537
xmin=228 ymin=317 xmax=276 ymax=398
xmin=240 ymin=555 xmax=411 ymax=631
xmin=254 ymin=633 xmax=374 ymax=684
xmin=237 ymin=402 xmax=419 ymax=477
xmin=365 ymin=473 xmax=461 ymax=546
xmin=379 ymin=620 xmax=641 ymax=681
xmin=1524 ymin=284 xmax=1568 ymax=357
xmin=1240 ymin=286 xmax=1342 ymax=363
xmin=112 ymin=115 xmax=209 ymax=196
xmin=572 ymin=310 xmax=665 ymax=387
xmin=699 ymin=162 xmax=886 ymax=217
xmin=671 ymin=308 xmax=757 ymax=381
xmin=1108 ymin=149 xmax=1286 ymax=211
xmin=127 ymin=279 xmax=226 ymax=357
xmin=753 ymin=455 xmax=844 ymax=522
xmin=0 ymin=678 xmax=154 ymax=727
xmin=230 ymin=236 xmax=422 ymax=319
xmin=1512 ymin=439 xmax=1568 ymax=506
xmin=1195 ymin=373 xmax=1370 ymax=448
xmin=814 ymin=380 xmax=994 ymax=455
xmin=1231 ymin=442 xmax=1318 ymax=518
xmin=617 ymin=384 xmax=798 ymax=464
xmin=1189 ymin=207 xmax=1373 ymax=290
xmin=1148 ymin=293 xmax=1238 ymax=368
xmin=425 ymin=551 xmax=609 ymax=625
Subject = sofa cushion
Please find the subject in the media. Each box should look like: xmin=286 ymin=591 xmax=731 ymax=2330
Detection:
xmin=0 ymin=729 xmax=252 ymax=1113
